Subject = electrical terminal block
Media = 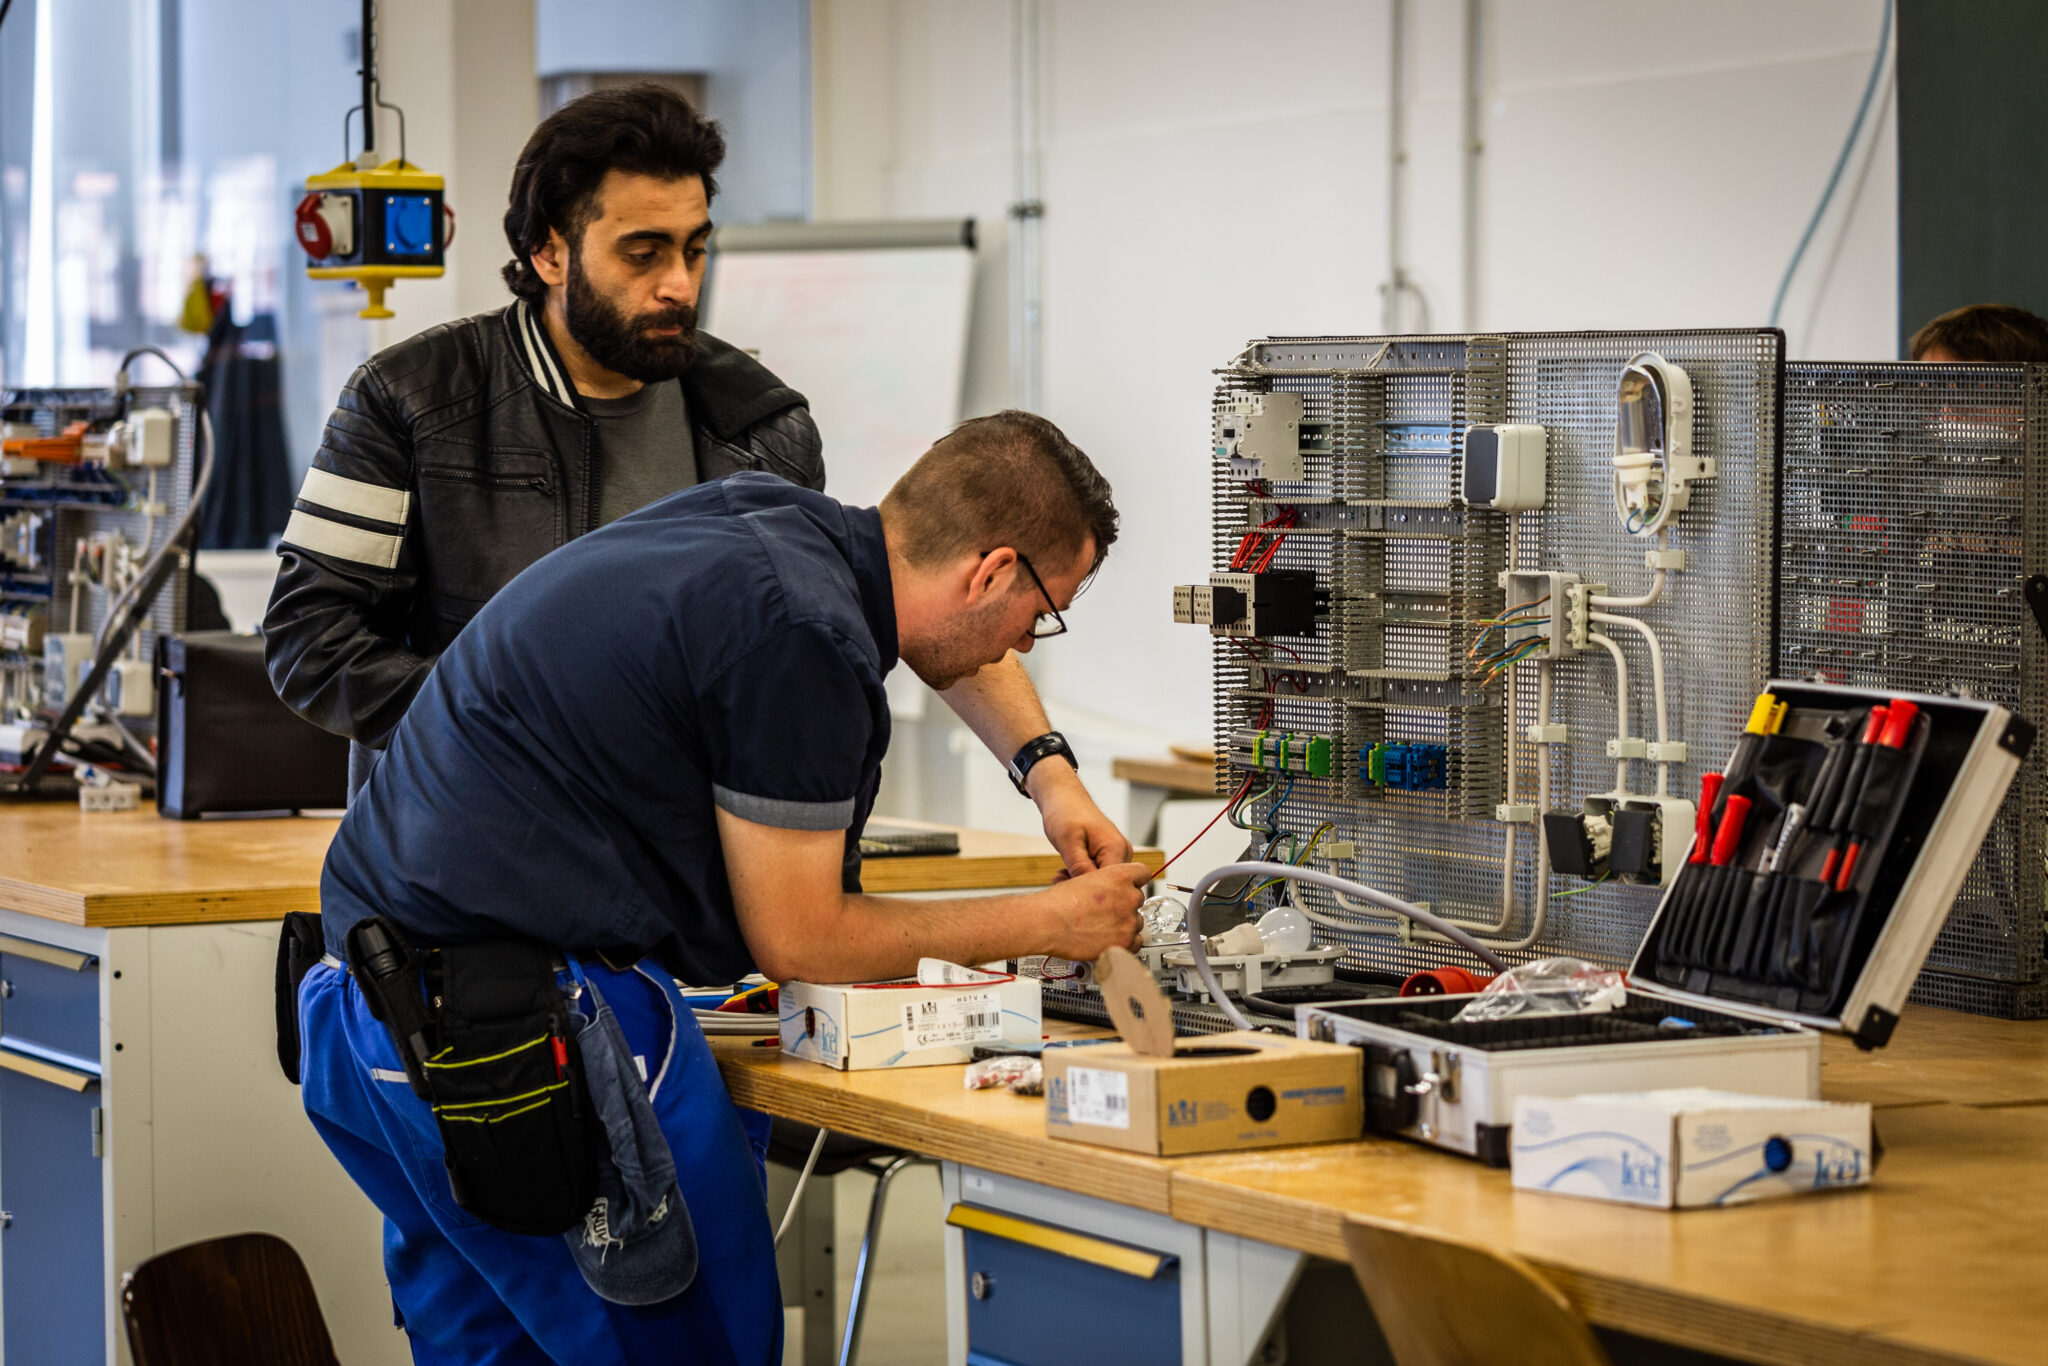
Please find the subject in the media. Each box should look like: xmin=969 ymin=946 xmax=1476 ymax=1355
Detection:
xmin=1232 ymin=728 xmax=1335 ymax=778
xmin=1494 ymin=803 xmax=1536 ymax=824
xmin=1360 ymin=742 xmax=1449 ymax=792
xmin=1565 ymin=581 xmax=1601 ymax=651
xmin=1644 ymin=741 xmax=1688 ymax=763
xmin=78 ymin=780 xmax=141 ymax=813
xmin=1494 ymin=570 xmax=1580 ymax=661
xmin=1606 ymin=736 xmax=1649 ymax=760
xmin=1173 ymin=569 xmax=1322 ymax=638
xmin=1525 ymin=723 xmax=1568 ymax=745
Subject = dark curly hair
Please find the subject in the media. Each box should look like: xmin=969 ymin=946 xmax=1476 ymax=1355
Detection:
xmin=501 ymin=83 xmax=726 ymax=303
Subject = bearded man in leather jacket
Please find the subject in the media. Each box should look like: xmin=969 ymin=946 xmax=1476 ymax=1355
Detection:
xmin=262 ymin=85 xmax=1135 ymax=887
xmin=263 ymin=84 xmax=823 ymax=794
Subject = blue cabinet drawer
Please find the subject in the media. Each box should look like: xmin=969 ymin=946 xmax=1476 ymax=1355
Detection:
xmin=951 ymin=1205 xmax=1181 ymax=1366
xmin=0 ymin=939 xmax=101 ymax=1068
xmin=0 ymin=1065 xmax=105 ymax=1366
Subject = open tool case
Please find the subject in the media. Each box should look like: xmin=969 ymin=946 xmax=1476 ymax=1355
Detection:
xmin=1297 ymin=681 xmax=2033 ymax=1165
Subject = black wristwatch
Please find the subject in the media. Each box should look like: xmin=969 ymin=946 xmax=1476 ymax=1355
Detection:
xmin=1007 ymin=732 xmax=1078 ymax=795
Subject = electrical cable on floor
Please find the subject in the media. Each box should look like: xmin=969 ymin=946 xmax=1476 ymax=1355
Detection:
xmin=1767 ymin=0 xmax=1894 ymax=329
xmin=774 ymin=1127 xmax=829 ymax=1247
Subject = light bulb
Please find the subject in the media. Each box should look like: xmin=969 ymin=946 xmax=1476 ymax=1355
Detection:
xmin=1255 ymin=905 xmax=1313 ymax=953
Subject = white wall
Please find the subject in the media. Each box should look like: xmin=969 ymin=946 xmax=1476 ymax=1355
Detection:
xmin=812 ymin=0 xmax=1898 ymax=757
xmin=535 ymin=0 xmax=811 ymax=224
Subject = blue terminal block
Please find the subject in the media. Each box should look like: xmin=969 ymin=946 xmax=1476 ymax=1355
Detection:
xmin=1358 ymin=742 xmax=1450 ymax=792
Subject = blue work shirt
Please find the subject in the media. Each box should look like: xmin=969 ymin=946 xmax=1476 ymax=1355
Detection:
xmin=317 ymin=472 xmax=897 ymax=985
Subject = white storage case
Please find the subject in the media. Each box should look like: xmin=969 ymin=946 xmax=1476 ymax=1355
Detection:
xmin=1296 ymin=681 xmax=2032 ymax=1165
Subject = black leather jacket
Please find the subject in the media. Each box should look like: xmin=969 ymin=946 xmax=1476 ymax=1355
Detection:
xmin=263 ymin=300 xmax=822 ymax=749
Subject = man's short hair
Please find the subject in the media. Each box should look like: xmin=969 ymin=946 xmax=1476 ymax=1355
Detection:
xmin=501 ymin=84 xmax=726 ymax=303
xmin=1909 ymin=304 xmax=2048 ymax=363
xmin=882 ymin=411 xmax=1119 ymax=578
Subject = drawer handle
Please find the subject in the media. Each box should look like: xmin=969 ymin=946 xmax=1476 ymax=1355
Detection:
xmin=0 ymin=1049 xmax=99 ymax=1094
xmin=0 ymin=935 xmax=95 ymax=972
xmin=945 ymin=1204 xmax=1175 ymax=1280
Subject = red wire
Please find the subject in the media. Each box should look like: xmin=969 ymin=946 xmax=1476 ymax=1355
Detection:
xmin=1155 ymin=775 xmax=1256 ymax=878
xmin=1244 ymin=635 xmax=1305 ymax=664
xmin=1230 ymin=507 xmax=1298 ymax=572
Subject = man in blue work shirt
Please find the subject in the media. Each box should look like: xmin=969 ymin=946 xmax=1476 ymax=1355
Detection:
xmin=294 ymin=410 xmax=1150 ymax=1364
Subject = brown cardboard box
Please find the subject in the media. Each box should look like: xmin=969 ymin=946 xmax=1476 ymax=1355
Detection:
xmin=1043 ymin=1031 xmax=1363 ymax=1156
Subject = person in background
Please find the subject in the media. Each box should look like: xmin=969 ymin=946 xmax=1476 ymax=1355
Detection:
xmin=263 ymin=84 xmax=819 ymax=798
xmin=1908 ymin=303 xmax=2048 ymax=362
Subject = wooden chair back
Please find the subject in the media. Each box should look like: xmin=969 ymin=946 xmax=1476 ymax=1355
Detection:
xmin=1343 ymin=1219 xmax=1611 ymax=1366
xmin=121 ymin=1232 xmax=340 ymax=1366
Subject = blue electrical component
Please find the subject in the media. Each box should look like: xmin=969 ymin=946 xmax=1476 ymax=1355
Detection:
xmin=384 ymin=194 xmax=438 ymax=257
xmin=1357 ymin=742 xmax=1449 ymax=792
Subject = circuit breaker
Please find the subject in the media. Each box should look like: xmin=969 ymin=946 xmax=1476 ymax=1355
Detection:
xmin=1214 ymin=391 xmax=1326 ymax=483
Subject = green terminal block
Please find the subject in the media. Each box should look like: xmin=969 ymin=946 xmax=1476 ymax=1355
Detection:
xmin=1245 ymin=729 xmax=1334 ymax=777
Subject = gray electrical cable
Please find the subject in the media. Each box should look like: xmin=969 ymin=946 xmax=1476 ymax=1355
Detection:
xmin=1768 ymin=0 xmax=1894 ymax=330
xmin=773 ymin=1126 xmax=829 ymax=1247
xmin=1185 ymin=861 xmax=1509 ymax=1031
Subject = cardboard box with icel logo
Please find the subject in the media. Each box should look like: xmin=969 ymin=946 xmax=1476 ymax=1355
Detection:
xmin=1042 ymin=950 xmax=1361 ymax=1155
xmin=781 ymin=961 xmax=1042 ymax=1070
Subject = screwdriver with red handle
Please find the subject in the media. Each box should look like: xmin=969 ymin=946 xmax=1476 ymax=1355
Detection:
xmin=1710 ymin=794 xmax=1754 ymax=868
xmin=1692 ymin=793 xmax=1755 ymax=969
xmin=1832 ymin=700 xmax=1920 ymax=892
xmin=1669 ymin=772 xmax=1726 ymax=966
xmin=1820 ymin=705 xmax=1892 ymax=886
xmin=1690 ymin=773 xmax=1724 ymax=865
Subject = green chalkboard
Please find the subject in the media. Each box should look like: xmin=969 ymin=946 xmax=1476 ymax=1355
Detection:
xmin=1898 ymin=0 xmax=2048 ymax=356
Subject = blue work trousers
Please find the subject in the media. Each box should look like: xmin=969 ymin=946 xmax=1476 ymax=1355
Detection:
xmin=298 ymin=959 xmax=781 ymax=1365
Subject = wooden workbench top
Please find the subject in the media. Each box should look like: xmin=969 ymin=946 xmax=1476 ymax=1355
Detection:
xmin=715 ymin=1004 xmax=2048 ymax=1366
xmin=1111 ymin=754 xmax=1220 ymax=797
xmin=0 ymin=806 xmax=1158 ymax=928
xmin=0 ymin=807 xmax=340 ymax=925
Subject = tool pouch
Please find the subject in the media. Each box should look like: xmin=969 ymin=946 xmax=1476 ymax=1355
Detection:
xmin=274 ymin=911 xmax=326 ymax=1085
xmin=345 ymin=919 xmax=599 ymax=1236
xmin=421 ymin=940 xmax=600 ymax=1237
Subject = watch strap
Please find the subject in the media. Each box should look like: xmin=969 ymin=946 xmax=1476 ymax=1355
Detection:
xmin=1007 ymin=732 xmax=1078 ymax=795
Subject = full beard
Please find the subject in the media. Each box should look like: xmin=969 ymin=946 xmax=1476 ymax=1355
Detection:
xmin=564 ymin=250 xmax=699 ymax=382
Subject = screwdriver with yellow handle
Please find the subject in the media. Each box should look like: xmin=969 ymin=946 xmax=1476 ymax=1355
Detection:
xmin=1721 ymin=692 xmax=1787 ymax=804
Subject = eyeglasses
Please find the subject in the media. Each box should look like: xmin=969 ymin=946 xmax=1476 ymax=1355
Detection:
xmin=1008 ymin=552 xmax=1069 ymax=639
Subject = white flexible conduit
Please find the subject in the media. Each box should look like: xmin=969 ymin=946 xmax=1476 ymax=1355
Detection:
xmin=1186 ymin=863 xmax=1508 ymax=1031
xmin=1587 ymin=631 xmax=1630 ymax=792
xmin=1590 ymin=610 xmax=1672 ymax=796
xmin=1590 ymin=530 xmax=1671 ymax=609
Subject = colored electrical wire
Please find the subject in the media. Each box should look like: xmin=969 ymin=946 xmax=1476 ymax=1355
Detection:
xmin=1154 ymin=774 xmax=1257 ymax=879
xmin=1552 ymin=872 xmax=1611 ymax=899
xmin=1251 ymin=821 xmax=1334 ymax=893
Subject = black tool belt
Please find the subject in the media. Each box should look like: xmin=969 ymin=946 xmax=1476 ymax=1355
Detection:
xmin=335 ymin=916 xmax=601 ymax=1236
